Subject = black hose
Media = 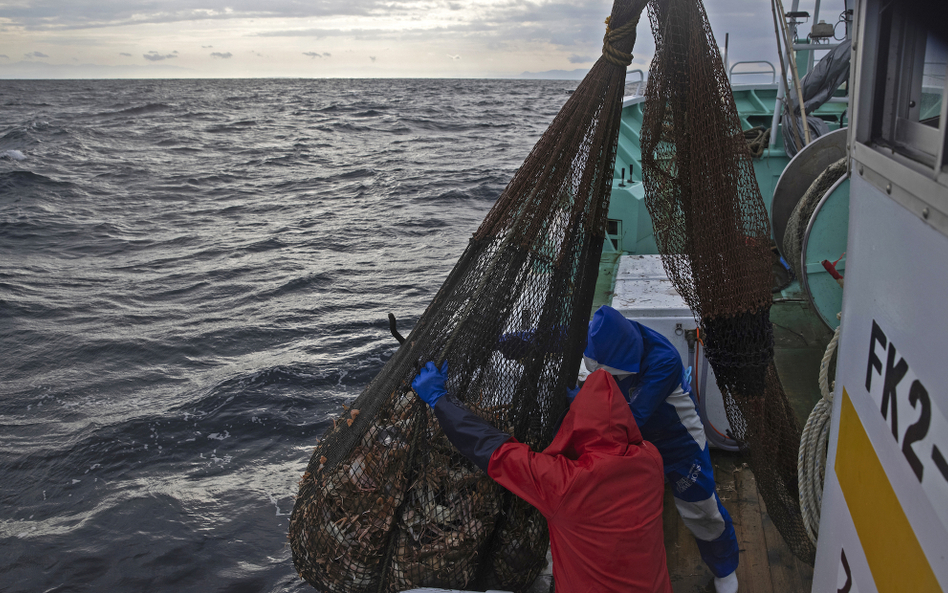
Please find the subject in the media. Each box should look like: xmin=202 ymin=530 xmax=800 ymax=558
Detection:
xmin=388 ymin=313 xmax=406 ymax=345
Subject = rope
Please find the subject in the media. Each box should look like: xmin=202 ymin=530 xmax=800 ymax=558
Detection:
xmin=602 ymin=15 xmax=639 ymax=67
xmin=798 ymin=315 xmax=841 ymax=545
xmin=744 ymin=126 xmax=771 ymax=158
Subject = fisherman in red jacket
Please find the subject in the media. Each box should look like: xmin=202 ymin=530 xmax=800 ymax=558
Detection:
xmin=412 ymin=362 xmax=672 ymax=593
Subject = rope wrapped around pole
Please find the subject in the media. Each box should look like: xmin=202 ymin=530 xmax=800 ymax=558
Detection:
xmin=602 ymin=15 xmax=640 ymax=67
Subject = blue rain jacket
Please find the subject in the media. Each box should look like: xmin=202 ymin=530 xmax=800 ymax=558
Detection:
xmin=585 ymin=306 xmax=698 ymax=472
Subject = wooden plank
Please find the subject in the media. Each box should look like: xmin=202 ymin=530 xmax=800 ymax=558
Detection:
xmin=758 ymin=488 xmax=815 ymax=591
xmin=729 ymin=456 xmax=775 ymax=593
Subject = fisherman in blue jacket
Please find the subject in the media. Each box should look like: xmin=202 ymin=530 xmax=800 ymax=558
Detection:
xmin=582 ymin=305 xmax=739 ymax=593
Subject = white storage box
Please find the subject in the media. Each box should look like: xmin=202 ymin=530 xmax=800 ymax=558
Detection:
xmin=610 ymin=255 xmax=737 ymax=451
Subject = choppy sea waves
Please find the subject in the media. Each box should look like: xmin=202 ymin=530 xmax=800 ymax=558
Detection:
xmin=0 ymin=78 xmax=576 ymax=592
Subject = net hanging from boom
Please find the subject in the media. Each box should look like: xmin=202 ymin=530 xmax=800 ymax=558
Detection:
xmin=288 ymin=1 xmax=650 ymax=591
xmin=640 ymin=0 xmax=816 ymax=564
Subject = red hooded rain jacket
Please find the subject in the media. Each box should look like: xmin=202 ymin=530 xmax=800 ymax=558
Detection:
xmin=487 ymin=369 xmax=672 ymax=593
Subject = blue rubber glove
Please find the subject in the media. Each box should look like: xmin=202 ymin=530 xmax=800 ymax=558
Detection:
xmin=682 ymin=365 xmax=693 ymax=394
xmin=412 ymin=361 xmax=449 ymax=408
xmin=566 ymin=384 xmax=581 ymax=405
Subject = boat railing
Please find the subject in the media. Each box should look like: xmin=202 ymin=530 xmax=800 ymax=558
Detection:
xmin=729 ymin=61 xmax=777 ymax=84
xmin=626 ymin=69 xmax=646 ymax=96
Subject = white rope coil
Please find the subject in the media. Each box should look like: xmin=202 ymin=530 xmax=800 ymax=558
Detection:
xmin=798 ymin=316 xmax=841 ymax=545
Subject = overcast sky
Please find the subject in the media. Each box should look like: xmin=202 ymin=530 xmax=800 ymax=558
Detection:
xmin=0 ymin=1 xmax=837 ymax=79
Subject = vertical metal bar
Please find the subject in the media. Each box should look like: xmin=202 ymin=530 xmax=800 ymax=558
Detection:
xmin=776 ymin=0 xmax=812 ymax=144
xmin=811 ymin=0 xmax=822 ymax=73
xmin=935 ymin=73 xmax=948 ymax=173
xmin=724 ymin=33 xmax=730 ymax=77
xmin=770 ymin=83 xmax=787 ymax=149
xmin=770 ymin=0 xmax=796 ymax=150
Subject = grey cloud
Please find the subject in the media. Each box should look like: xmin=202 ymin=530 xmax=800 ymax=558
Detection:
xmin=211 ymin=52 xmax=232 ymax=58
xmin=369 ymin=56 xmax=376 ymax=62
xmin=0 ymin=0 xmax=610 ymax=41
xmin=256 ymin=3 xmax=611 ymax=50
xmin=0 ymin=0 xmax=764 ymax=76
xmin=0 ymin=1 xmax=386 ymax=30
xmin=261 ymin=25 xmax=465 ymax=42
xmin=260 ymin=28 xmax=350 ymax=38
xmin=25 ymin=51 xmax=49 ymax=58
xmin=568 ymin=54 xmax=594 ymax=64
xmin=144 ymin=51 xmax=178 ymax=61
xmin=0 ymin=54 xmax=9 ymax=59
xmin=447 ymin=54 xmax=460 ymax=60
xmin=120 ymin=52 xmax=132 ymax=56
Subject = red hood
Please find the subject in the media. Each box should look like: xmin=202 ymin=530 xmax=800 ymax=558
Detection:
xmin=544 ymin=369 xmax=644 ymax=459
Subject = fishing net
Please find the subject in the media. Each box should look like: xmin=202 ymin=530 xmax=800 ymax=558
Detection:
xmin=640 ymin=0 xmax=816 ymax=564
xmin=289 ymin=1 xmax=649 ymax=591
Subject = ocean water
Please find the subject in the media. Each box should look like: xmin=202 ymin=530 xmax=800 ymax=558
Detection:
xmin=0 ymin=78 xmax=576 ymax=593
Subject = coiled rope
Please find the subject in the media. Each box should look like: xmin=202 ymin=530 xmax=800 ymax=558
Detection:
xmin=798 ymin=314 xmax=841 ymax=545
xmin=744 ymin=126 xmax=771 ymax=158
xmin=602 ymin=15 xmax=639 ymax=67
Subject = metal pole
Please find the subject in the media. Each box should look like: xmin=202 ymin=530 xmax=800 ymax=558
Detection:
xmin=810 ymin=0 xmax=822 ymax=73
xmin=769 ymin=0 xmax=801 ymax=151
xmin=776 ymin=0 xmax=811 ymax=144
xmin=769 ymin=81 xmax=787 ymax=150
xmin=724 ymin=33 xmax=730 ymax=77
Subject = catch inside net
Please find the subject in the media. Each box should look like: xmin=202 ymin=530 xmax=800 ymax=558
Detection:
xmin=640 ymin=0 xmax=816 ymax=564
xmin=289 ymin=1 xmax=650 ymax=591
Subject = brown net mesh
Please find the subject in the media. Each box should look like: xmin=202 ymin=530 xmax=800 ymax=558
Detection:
xmin=288 ymin=1 xmax=649 ymax=590
xmin=640 ymin=0 xmax=816 ymax=564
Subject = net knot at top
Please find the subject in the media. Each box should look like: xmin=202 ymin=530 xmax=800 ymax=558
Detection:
xmin=602 ymin=15 xmax=639 ymax=67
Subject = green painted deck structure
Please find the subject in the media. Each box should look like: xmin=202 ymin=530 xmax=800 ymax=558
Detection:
xmin=603 ymin=85 xmax=848 ymax=259
xmin=599 ymin=82 xmax=847 ymax=418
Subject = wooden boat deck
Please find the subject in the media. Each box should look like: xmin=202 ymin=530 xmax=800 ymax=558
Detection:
xmin=663 ymin=449 xmax=814 ymax=592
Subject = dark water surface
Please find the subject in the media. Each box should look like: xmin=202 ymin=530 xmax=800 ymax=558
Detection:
xmin=0 ymin=78 xmax=576 ymax=592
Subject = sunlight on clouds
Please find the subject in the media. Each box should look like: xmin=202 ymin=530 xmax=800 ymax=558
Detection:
xmin=0 ymin=0 xmax=622 ymax=76
xmin=0 ymin=0 xmax=785 ymax=78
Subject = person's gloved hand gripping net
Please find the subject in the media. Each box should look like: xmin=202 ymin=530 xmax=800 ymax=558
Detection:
xmin=411 ymin=360 xmax=672 ymax=593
